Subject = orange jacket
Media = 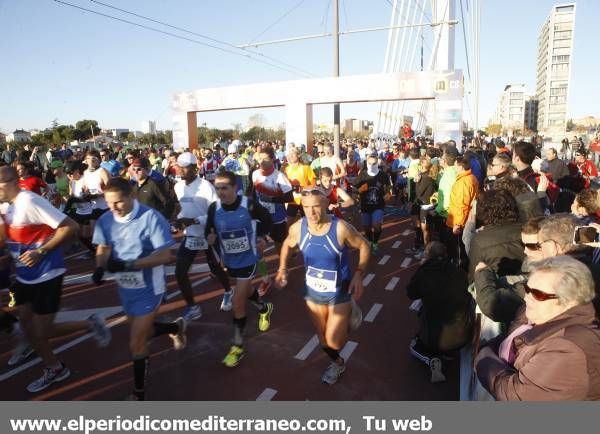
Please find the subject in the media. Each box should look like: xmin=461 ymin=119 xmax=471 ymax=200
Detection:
xmin=446 ymin=169 xmax=479 ymax=228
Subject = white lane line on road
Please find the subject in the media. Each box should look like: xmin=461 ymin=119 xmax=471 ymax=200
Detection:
xmin=294 ymin=335 xmax=320 ymax=360
xmin=364 ymin=304 xmax=383 ymax=322
xmin=340 ymin=341 xmax=358 ymax=361
xmin=64 ymin=264 xmax=210 ymax=286
xmin=385 ymin=277 xmax=400 ymax=291
xmin=0 ymin=316 xmax=127 ymax=382
xmin=400 ymin=258 xmax=412 ymax=268
xmin=401 ymin=229 xmax=411 ymax=236
xmin=392 ymin=241 xmax=402 ymax=249
xmin=377 ymin=255 xmax=390 ymax=265
xmin=256 ymin=388 xmax=278 ymax=401
xmin=362 ymin=274 xmax=375 ymax=286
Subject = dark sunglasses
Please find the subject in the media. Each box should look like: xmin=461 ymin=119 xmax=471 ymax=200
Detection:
xmin=524 ymin=283 xmax=559 ymax=302
xmin=133 ymin=167 xmax=145 ymax=172
xmin=523 ymin=242 xmax=541 ymax=251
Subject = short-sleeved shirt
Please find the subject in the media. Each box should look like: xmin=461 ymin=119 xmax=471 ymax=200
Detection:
xmin=100 ymin=160 xmax=122 ymax=177
xmin=252 ymin=169 xmax=293 ymax=224
xmin=92 ymin=201 xmax=175 ymax=293
xmin=19 ymin=176 xmax=47 ymax=195
xmin=174 ymin=176 xmax=218 ymax=238
xmin=3 ymin=191 xmax=67 ymax=284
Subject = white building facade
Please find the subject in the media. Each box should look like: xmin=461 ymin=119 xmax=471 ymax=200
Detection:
xmin=493 ymin=84 xmax=527 ymax=133
xmin=535 ymin=3 xmax=576 ymax=137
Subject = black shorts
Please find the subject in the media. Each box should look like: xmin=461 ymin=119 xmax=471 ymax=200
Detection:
xmin=227 ymin=263 xmax=256 ymax=280
xmin=286 ymin=203 xmax=304 ymax=218
xmin=13 ymin=274 xmax=64 ymax=315
xmin=91 ymin=208 xmax=108 ymax=220
xmin=269 ymin=222 xmax=289 ymax=243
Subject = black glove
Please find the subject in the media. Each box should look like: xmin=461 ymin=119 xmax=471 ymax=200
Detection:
xmin=92 ymin=267 xmax=104 ymax=285
xmin=106 ymin=258 xmax=135 ymax=273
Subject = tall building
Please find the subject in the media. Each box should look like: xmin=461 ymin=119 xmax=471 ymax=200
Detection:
xmin=492 ymin=84 xmax=526 ymax=133
xmin=141 ymin=120 xmax=157 ymax=135
xmin=535 ymin=3 xmax=576 ymax=137
xmin=524 ymin=96 xmax=539 ymax=132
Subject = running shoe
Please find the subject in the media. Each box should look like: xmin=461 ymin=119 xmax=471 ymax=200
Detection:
xmin=222 ymin=345 xmax=245 ymax=367
xmin=183 ymin=304 xmax=202 ymax=321
xmin=88 ymin=314 xmax=111 ymax=348
xmin=404 ymin=246 xmax=419 ymax=255
xmin=258 ymin=302 xmax=273 ymax=332
xmin=27 ymin=363 xmax=71 ymax=393
xmin=414 ymin=248 xmax=425 ymax=260
xmin=8 ymin=340 xmax=34 ymax=366
xmin=321 ymin=361 xmax=346 ymax=385
xmin=430 ymin=357 xmax=446 ymax=383
xmin=220 ymin=290 xmax=234 ymax=312
xmin=169 ymin=317 xmax=187 ymax=351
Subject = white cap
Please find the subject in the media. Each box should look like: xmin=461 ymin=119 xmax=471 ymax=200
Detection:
xmin=177 ymin=152 xmax=197 ymax=167
xmin=228 ymin=140 xmax=241 ymax=154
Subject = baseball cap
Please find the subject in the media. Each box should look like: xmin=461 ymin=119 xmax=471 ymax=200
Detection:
xmin=50 ymin=160 xmax=64 ymax=169
xmin=227 ymin=143 xmax=238 ymax=154
xmin=177 ymin=152 xmax=198 ymax=167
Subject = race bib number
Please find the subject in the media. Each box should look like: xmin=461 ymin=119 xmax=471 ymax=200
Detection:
xmin=185 ymin=235 xmax=208 ymax=251
xmin=259 ymin=199 xmax=276 ymax=214
xmin=206 ymin=172 xmax=216 ymax=181
xmin=116 ymin=271 xmax=145 ymax=289
xmin=221 ymin=229 xmax=251 ymax=254
xmin=306 ymin=266 xmax=337 ymax=293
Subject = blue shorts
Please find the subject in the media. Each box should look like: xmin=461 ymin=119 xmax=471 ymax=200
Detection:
xmin=118 ymin=287 xmax=163 ymax=317
xmin=361 ymin=209 xmax=384 ymax=227
xmin=303 ymin=280 xmax=352 ymax=306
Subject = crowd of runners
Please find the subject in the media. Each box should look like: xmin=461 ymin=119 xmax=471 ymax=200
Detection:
xmin=1 ymin=130 xmax=600 ymax=400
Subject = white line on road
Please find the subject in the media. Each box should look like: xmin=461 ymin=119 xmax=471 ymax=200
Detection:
xmin=64 ymin=264 xmax=210 ymax=286
xmin=256 ymin=388 xmax=278 ymax=401
xmin=362 ymin=274 xmax=375 ymax=286
xmin=392 ymin=240 xmax=402 ymax=249
xmin=340 ymin=341 xmax=358 ymax=361
xmin=364 ymin=304 xmax=383 ymax=322
xmin=400 ymin=258 xmax=412 ymax=268
xmin=401 ymin=229 xmax=411 ymax=236
xmin=377 ymin=255 xmax=390 ymax=265
xmin=294 ymin=335 xmax=320 ymax=360
xmin=385 ymin=277 xmax=400 ymax=291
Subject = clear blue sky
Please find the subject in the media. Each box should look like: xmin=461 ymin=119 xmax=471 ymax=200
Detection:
xmin=1 ymin=0 xmax=598 ymax=133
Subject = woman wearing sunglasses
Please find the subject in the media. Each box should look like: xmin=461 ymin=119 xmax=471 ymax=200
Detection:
xmin=475 ymin=255 xmax=600 ymax=400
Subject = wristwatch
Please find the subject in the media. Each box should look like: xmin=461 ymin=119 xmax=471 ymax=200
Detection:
xmin=36 ymin=247 xmax=47 ymax=256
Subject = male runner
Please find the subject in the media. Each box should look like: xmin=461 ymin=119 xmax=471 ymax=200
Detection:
xmin=174 ymin=152 xmax=234 ymax=317
xmin=275 ymin=186 xmax=370 ymax=384
xmin=92 ymin=177 xmax=184 ymax=401
xmin=205 ymin=171 xmax=273 ymax=367
xmin=0 ymin=166 xmax=110 ymax=393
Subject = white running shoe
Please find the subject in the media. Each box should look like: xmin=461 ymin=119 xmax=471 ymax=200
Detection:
xmin=8 ymin=339 xmax=34 ymax=366
xmin=220 ymin=290 xmax=234 ymax=311
xmin=183 ymin=304 xmax=202 ymax=321
xmin=169 ymin=317 xmax=187 ymax=351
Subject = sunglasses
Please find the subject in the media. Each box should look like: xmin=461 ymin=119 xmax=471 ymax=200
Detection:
xmin=133 ymin=167 xmax=145 ymax=172
xmin=301 ymin=188 xmax=325 ymax=197
xmin=523 ymin=242 xmax=541 ymax=251
xmin=524 ymin=283 xmax=559 ymax=302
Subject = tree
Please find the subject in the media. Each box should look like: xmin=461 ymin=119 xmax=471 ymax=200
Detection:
xmin=247 ymin=114 xmax=265 ymax=129
xmin=126 ymin=132 xmax=136 ymax=142
xmin=485 ymin=123 xmax=503 ymax=137
xmin=75 ymin=120 xmax=100 ymax=140
xmin=566 ymin=118 xmax=574 ymax=132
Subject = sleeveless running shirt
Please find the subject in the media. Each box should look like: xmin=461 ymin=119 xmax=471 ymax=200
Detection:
xmin=82 ymin=169 xmax=107 ymax=210
xmin=214 ymin=196 xmax=258 ymax=269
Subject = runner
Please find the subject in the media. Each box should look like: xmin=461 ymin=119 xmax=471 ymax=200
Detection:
xmin=283 ymin=147 xmax=316 ymax=225
xmin=319 ymin=167 xmax=355 ymax=219
xmin=0 ymin=166 xmax=110 ymax=393
xmin=219 ymin=141 xmax=250 ymax=195
xmin=252 ymin=146 xmax=294 ymax=254
xmin=319 ymin=143 xmax=346 ymax=186
xmin=274 ymin=186 xmax=370 ymax=384
xmin=92 ymin=177 xmax=184 ymax=401
xmin=64 ymin=161 xmax=94 ymax=256
xmin=355 ymin=152 xmax=392 ymax=254
xmin=205 ymin=171 xmax=274 ymax=368
xmin=82 ymin=149 xmax=110 ymax=243
xmin=173 ymin=152 xmax=234 ymax=318
xmin=199 ymin=148 xmax=219 ymax=183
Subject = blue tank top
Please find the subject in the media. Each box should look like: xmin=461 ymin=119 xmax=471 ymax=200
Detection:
xmin=214 ymin=196 xmax=258 ymax=269
xmin=299 ymin=216 xmax=351 ymax=295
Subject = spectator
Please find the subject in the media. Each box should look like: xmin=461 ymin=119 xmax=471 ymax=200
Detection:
xmin=476 ymin=255 xmax=600 ymax=400
xmin=512 ymin=141 xmax=538 ymax=191
xmin=484 ymin=153 xmax=511 ymax=190
xmin=569 ymin=148 xmax=599 ymax=191
xmin=571 ymin=189 xmax=600 ymax=223
xmin=468 ymin=189 xmax=524 ymax=283
xmin=407 ymin=241 xmax=474 ymax=383
xmin=1 ymin=143 xmax=16 ymax=165
xmin=435 ymin=148 xmax=458 ymax=226
xmin=493 ymin=176 xmax=545 ymax=222
xmin=544 ymin=147 xmax=569 ymax=186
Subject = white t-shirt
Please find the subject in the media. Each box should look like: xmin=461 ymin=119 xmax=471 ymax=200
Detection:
xmin=174 ymin=176 xmax=218 ymax=237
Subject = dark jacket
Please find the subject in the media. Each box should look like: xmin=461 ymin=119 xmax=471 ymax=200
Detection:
xmin=476 ymin=304 xmax=600 ymax=400
xmin=133 ymin=177 xmax=166 ymax=213
xmin=468 ymin=222 xmax=525 ymax=283
xmin=546 ymin=158 xmax=570 ymax=185
xmin=414 ymin=173 xmax=436 ymax=205
xmin=474 ymin=266 xmax=527 ymax=324
xmin=407 ymin=257 xmax=474 ymax=353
